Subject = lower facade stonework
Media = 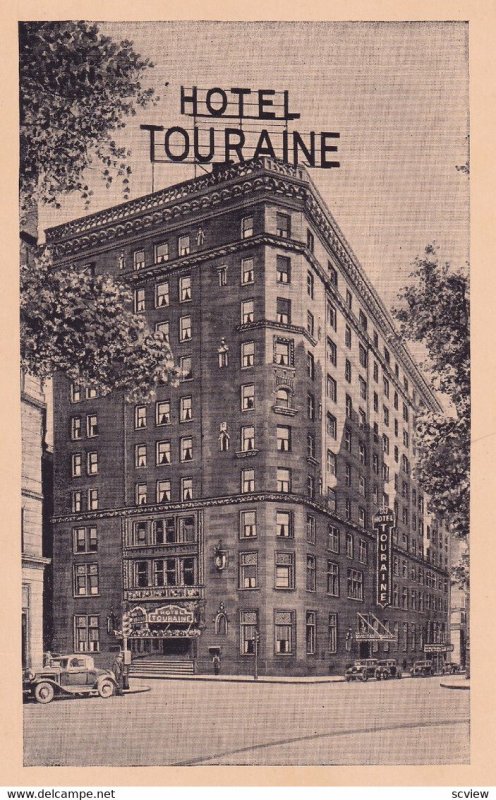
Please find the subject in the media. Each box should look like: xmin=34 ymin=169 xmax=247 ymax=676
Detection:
xmin=51 ymin=499 xmax=450 ymax=675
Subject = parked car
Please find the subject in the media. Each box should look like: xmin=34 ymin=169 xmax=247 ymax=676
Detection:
xmin=410 ymin=660 xmax=433 ymax=677
xmin=442 ymin=662 xmax=463 ymax=675
xmin=23 ymin=654 xmax=118 ymax=703
xmin=375 ymin=659 xmax=403 ymax=680
xmin=345 ymin=659 xmax=379 ymax=682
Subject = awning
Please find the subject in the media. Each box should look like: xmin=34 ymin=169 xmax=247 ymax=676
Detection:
xmin=354 ymin=613 xmax=395 ymax=641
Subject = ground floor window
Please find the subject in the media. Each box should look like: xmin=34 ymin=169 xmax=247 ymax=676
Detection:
xmin=240 ymin=610 xmax=258 ymax=655
xmin=328 ymin=612 xmax=338 ymax=653
xmin=306 ymin=610 xmax=316 ymax=654
xmin=274 ymin=609 xmax=295 ymax=655
xmin=74 ymin=615 xmax=99 ymax=652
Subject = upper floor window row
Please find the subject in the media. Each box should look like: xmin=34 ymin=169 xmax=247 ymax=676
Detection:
xmin=131 ymin=236 xmax=193 ymax=271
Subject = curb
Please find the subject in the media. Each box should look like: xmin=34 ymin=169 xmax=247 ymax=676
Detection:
xmin=123 ymin=684 xmax=152 ymax=694
xmin=439 ymin=680 xmax=470 ymax=690
xmin=129 ymin=674 xmax=345 ymax=685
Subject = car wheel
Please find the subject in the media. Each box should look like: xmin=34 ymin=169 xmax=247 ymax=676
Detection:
xmin=98 ymin=680 xmax=115 ymax=699
xmin=375 ymin=671 xmax=382 ymax=680
xmin=34 ymin=682 xmax=55 ymax=704
xmin=361 ymin=673 xmax=368 ymax=681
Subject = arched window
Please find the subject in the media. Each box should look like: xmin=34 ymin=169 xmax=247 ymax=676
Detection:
xmin=215 ymin=612 xmax=228 ymax=635
xmin=219 ymin=432 xmax=230 ymax=452
xmin=276 ymin=387 xmax=290 ymax=408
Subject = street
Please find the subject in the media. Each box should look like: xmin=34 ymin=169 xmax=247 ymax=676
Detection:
xmin=23 ymin=677 xmax=469 ymax=766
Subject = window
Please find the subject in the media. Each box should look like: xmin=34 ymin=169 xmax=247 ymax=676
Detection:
xmin=345 ymin=359 xmax=351 ymax=383
xmin=359 ymin=343 xmax=368 ymax=368
xmin=241 ymin=341 xmax=255 ymax=368
xmin=156 ymin=440 xmax=171 ymax=466
xmin=383 ymin=434 xmax=390 ymax=454
xmin=135 ymin=483 xmax=147 ymax=505
xmin=276 ymin=212 xmax=291 ymax=238
xmin=306 ymin=311 xmax=315 ymax=337
xmin=359 ymin=441 xmax=367 ymax=465
xmin=71 ymin=453 xmax=82 ymax=478
xmin=135 ymin=405 xmax=147 ymax=429
xmin=307 ymin=474 xmax=315 ymax=499
xmin=241 ymin=299 xmax=254 ymax=324
xmin=328 ymin=524 xmax=340 ymax=553
xmin=346 ymin=289 xmax=352 ymax=309
xmin=307 ymin=433 xmax=315 ymax=459
xmin=344 ymin=428 xmax=352 ymax=452
xmin=347 ymin=568 xmax=364 ymax=600
xmin=359 ymin=474 xmax=366 ymax=497
xmin=241 ymin=469 xmax=255 ymax=493
xmin=241 ymin=216 xmax=253 ymax=238
xmin=273 ymin=337 xmax=293 ymax=366
xmin=326 ymin=375 xmax=337 ymax=402
xmin=241 ymin=383 xmax=255 ymax=411
xmin=277 ymin=425 xmax=291 ymax=452
xmin=156 ymin=400 xmax=171 ymax=426
xmin=177 ymin=397 xmax=192 ymax=424
xmin=327 ymin=449 xmax=337 ymax=475
xmin=217 ymin=265 xmax=227 ymax=286
xmin=327 ymin=337 xmax=337 ymax=366
xmin=181 ymin=477 xmax=193 ymax=500
xmin=179 ymin=315 xmax=192 ymax=342
xmin=358 ymin=539 xmax=368 ymax=563
xmin=241 ymin=258 xmax=254 ymax=284
xmin=359 ymin=505 xmax=366 ymax=528
xmin=87 ymin=415 xmax=98 ymax=438
xmin=277 ymin=467 xmax=291 ymax=493
xmin=71 ymin=491 xmax=82 ymax=512
xmin=359 ymin=310 xmax=368 ymax=331
xmin=327 ymin=561 xmax=339 ymax=596
xmin=83 ymin=489 xmax=96 ymax=513
xmin=328 ymin=262 xmax=338 ymax=286
xmin=70 ymin=383 xmax=81 ymax=403
xmin=178 ymin=235 xmax=190 ymax=256
xmin=346 ymin=532 xmax=354 ymax=559
xmin=240 ymin=510 xmax=257 ymax=538
xmin=403 ymin=402 xmax=409 ymax=423
xmin=372 ymin=453 xmax=379 ymax=474
xmin=153 ymin=283 xmax=170 ymax=314
xmin=306 ymin=229 xmax=315 ymax=253
xmin=179 ymin=275 xmax=192 ymax=303
xmin=74 ymin=615 xmax=99 ymax=653
xmin=274 ymin=610 xmax=295 ymax=654
xmin=328 ymin=613 xmax=338 ymax=653
xmin=86 ymin=387 xmax=97 ymax=399
xmin=240 ymin=610 xmax=258 ymax=655
xmin=275 ymin=386 xmax=290 ymax=409
xmin=155 ymin=321 xmax=170 ymax=342
xmin=275 ymin=553 xmax=295 ymax=589
xmin=276 ymin=510 xmax=293 ymax=538
xmin=70 ymin=417 xmax=82 ymax=440
xmin=180 ymin=437 xmax=193 ymax=462
xmin=382 ymin=463 xmax=390 ymax=482
xmin=135 ymin=444 xmax=147 ymax=468
xmin=306 ymin=514 xmax=316 ymax=544
xmin=276 ymin=255 xmax=291 ymax=283
xmin=155 ymin=241 xmax=169 ymax=263
xmin=73 ymin=526 xmax=97 ymax=554
xmin=394 ymin=445 xmax=399 ymax=463
xmin=384 ymin=346 xmax=390 ymax=365
xmin=307 ymin=351 xmax=315 ymax=380
xmin=241 ymin=425 xmax=255 ymax=452
xmin=133 ymin=249 xmax=145 ymax=270
xmin=345 ymin=463 xmax=352 ymax=487
xmin=327 ymin=301 xmax=336 ymax=330
xmin=403 ymin=430 xmax=410 ymax=448
xmin=134 ymin=521 xmax=148 ymax=546
xmin=373 ymin=362 xmax=379 ymax=382
xmin=345 ymin=394 xmax=353 ymax=419
xmin=239 ymin=552 xmax=258 ymax=589
xmin=134 ymin=288 xmax=145 ymax=312
xmin=74 ymin=563 xmax=99 ymax=596
xmin=345 ymin=324 xmax=352 ymax=348
xmin=327 ymin=413 xmax=337 ymax=439
xmin=276 ymin=297 xmax=291 ymax=324
xmin=304 ymin=270 xmax=315 ymax=302
xmin=87 ymin=452 xmax=98 ymax=475
xmin=156 ymin=480 xmax=171 ymax=503
xmin=394 ymin=391 xmax=399 ymax=411
xmin=180 ymin=356 xmax=192 ymax=381
xmin=359 ymin=377 xmax=367 ymax=400
xmin=307 ymin=392 xmax=315 ymax=420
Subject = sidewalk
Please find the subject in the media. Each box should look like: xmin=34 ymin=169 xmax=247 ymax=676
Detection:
xmin=130 ymin=673 xmax=345 ymax=685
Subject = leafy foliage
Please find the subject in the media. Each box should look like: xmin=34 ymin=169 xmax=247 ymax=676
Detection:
xmin=19 ymin=21 xmax=156 ymax=212
xmin=21 ymin=249 xmax=180 ymax=401
xmin=393 ymin=245 xmax=470 ymax=538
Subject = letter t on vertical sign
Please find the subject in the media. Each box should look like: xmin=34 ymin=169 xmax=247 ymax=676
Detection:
xmin=374 ymin=508 xmax=395 ymax=608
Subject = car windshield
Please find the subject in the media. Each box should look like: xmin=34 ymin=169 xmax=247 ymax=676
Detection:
xmin=48 ymin=658 xmax=68 ymax=668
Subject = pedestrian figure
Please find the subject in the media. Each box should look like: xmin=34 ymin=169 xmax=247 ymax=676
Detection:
xmin=212 ymin=654 xmax=221 ymax=675
xmin=402 ymin=658 xmax=407 ymax=671
xmin=111 ymin=652 xmax=125 ymax=696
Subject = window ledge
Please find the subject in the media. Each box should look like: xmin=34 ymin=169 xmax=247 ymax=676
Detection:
xmin=235 ymin=449 xmax=259 ymax=459
xmin=272 ymin=406 xmax=298 ymax=416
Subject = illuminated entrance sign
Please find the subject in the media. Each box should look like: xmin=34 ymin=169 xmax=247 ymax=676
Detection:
xmin=141 ymin=86 xmax=340 ymax=169
xmin=374 ymin=508 xmax=395 ymax=609
xmin=148 ymin=604 xmax=194 ymax=624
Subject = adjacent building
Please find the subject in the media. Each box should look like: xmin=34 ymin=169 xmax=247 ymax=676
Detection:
xmin=47 ymin=157 xmax=450 ymax=675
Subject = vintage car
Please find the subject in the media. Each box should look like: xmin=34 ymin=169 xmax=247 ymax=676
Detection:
xmin=344 ymin=659 xmax=379 ymax=681
xmin=410 ymin=659 xmax=434 ymax=677
xmin=23 ymin=654 xmax=118 ymax=703
xmin=375 ymin=659 xmax=403 ymax=680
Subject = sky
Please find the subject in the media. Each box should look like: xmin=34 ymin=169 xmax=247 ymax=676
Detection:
xmin=39 ymin=20 xmax=469 ymax=312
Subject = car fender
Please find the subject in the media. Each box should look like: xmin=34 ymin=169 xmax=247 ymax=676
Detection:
xmin=31 ymin=677 xmax=65 ymax=695
xmin=96 ymin=673 xmax=118 ymax=689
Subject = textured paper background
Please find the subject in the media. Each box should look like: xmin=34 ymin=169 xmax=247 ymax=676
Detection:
xmin=1 ymin=0 xmax=495 ymax=788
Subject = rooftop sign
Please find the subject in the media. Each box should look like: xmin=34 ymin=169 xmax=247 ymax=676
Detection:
xmin=141 ymin=86 xmax=340 ymax=169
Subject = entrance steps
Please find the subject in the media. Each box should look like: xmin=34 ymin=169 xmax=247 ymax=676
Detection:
xmin=129 ymin=656 xmax=194 ymax=678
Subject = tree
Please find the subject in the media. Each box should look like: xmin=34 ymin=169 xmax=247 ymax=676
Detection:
xmin=19 ymin=22 xmax=178 ymax=399
xmin=20 ymin=21 xmax=156 ymax=212
xmin=393 ymin=244 xmax=470 ymax=540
